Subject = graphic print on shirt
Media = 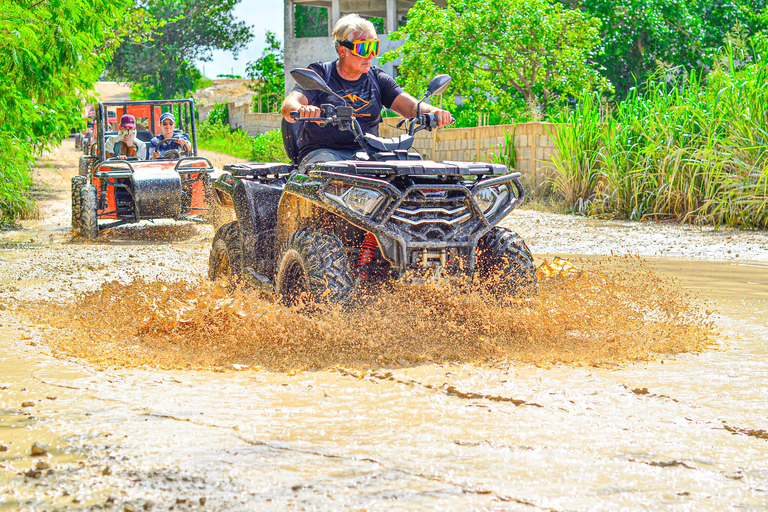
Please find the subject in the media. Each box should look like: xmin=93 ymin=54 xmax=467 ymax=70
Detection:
xmin=342 ymin=93 xmax=372 ymax=114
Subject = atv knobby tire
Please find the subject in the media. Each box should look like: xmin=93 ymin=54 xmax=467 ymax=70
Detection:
xmin=208 ymin=222 xmax=242 ymax=288
xmin=79 ymin=185 xmax=99 ymax=240
xmin=70 ymin=176 xmax=87 ymax=230
xmin=476 ymin=226 xmax=537 ymax=297
xmin=275 ymin=228 xmax=355 ymax=307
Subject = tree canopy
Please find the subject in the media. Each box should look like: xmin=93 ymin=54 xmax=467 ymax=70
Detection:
xmin=107 ymin=0 xmax=254 ymax=100
xmin=246 ymin=31 xmax=284 ymax=113
xmin=571 ymin=0 xmax=768 ymax=93
xmin=383 ymin=0 xmax=608 ymax=117
xmin=0 ymin=0 xmax=136 ymax=224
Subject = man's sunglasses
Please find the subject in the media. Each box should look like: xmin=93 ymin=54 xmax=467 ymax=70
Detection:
xmin=339 ymin=38 xmax=381 ymax=58
xmin=161 ymin=121 xmax=174 ymax=126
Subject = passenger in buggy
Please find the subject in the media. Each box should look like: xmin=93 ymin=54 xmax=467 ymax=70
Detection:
xmin=149 ymin=112 xmax=191 ymax=159
xmin=105 ymin=115 xmax=146 ymax=160
xmin=280 ymin=13 xmax=452 ymax=168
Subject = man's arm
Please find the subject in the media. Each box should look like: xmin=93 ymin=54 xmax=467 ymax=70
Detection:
xmin=390 ymin=93 xmax=453 ymax=128
xmin=281 ymin=91 xmax=321 ymax=123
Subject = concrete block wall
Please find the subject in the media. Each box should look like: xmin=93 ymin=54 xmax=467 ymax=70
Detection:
xmin=380 ymin=121 xmax=561 ymax=193
xmin=226 ymin=103 xmax=283 ymax=135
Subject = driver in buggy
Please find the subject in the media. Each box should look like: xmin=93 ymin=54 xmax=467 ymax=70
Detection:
xmin=280 ymin=13 xmax=452 ymax=168
xmin=149 ymin=112 xmax=191 ymax=159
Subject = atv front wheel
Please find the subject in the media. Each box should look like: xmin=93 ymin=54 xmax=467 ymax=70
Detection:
xmin=70 ymin=176 xmax=86 ymax=230
xmin=208 ymin=222 xmax=242 ymax=287
xmin=79 ymin=185 xmax=99 ymax=240
xmin=275 ymin=228 xmax=355 ymax=307
xmin=476 ymin=227 xmax=537 ymax=297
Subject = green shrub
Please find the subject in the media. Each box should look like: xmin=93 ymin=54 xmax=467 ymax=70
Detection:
xmin=550 ymin=39 xmax=768 ymax=228
xmin=198 ymin=120 xmax=288 ymax=163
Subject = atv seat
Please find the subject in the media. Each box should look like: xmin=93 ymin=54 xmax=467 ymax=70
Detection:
xmin=363 ymin=133 xmax=414 ymax=152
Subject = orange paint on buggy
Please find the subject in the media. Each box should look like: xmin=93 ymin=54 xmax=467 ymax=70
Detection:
xmin=92 ymin=161 xmax=210 ymax=220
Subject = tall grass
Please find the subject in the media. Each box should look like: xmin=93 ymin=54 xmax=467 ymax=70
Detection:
xmin=550 ymin=41 xmax=768 ymax=228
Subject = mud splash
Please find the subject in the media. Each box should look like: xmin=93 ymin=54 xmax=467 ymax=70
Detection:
xmin=29 ymin=257 xmax=715 ymax=371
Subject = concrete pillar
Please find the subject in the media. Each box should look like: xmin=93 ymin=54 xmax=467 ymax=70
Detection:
xmin=331 ymin=0 xmax=340 ymax=27
xmin=284 ymin=0 xmax=294 ymax=95
xmin=386 ymin=0 xmax=396 ymax=33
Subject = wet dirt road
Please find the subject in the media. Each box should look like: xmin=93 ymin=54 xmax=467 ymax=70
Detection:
xmin=1 ymin=140 xmax=768 ymax=511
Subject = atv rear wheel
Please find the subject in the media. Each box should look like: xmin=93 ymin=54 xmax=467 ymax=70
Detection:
xmin=79 ymin=185 xmax=99 ymax=240
xmin=476 ymin=226 xmax=537 ymax=297
xmin=208 ymin=222 xmax=242 ymax=288
xmin=275 ymin=228 xmax=355 ymax=307
xmin=71 ymin=176 xmax=86 ymax=230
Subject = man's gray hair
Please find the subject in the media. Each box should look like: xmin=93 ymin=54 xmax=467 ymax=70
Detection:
xmin=333 ymin=13 xmax=377 ymax=51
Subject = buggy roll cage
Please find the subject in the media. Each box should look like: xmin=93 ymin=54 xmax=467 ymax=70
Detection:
xmin=95 ymin=99 xmax=199 ymax=164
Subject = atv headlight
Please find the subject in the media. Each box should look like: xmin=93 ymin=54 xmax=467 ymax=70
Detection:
xmin=344 ymin=187 xmax=385 ymax=217
xmin=473 ymin=184 xmax=510 ymax=216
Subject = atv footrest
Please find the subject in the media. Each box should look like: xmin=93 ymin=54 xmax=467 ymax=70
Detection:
xmin=224 ymin=163 xmax=294 ymax=177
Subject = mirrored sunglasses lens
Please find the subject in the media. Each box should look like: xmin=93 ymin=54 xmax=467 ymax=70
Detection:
xmin=353 ymin=40 xmax=379 ymax=57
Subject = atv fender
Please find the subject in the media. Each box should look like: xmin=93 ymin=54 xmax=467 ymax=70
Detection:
xmin=231 ymin=179 xmax=284 ymax=278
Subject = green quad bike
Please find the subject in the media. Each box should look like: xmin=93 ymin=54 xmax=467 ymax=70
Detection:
xmin=208 ymin=68 xmax=537 ymax=305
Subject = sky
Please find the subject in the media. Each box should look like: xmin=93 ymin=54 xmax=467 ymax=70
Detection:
xmin=198 ymin=0 xmax=285 ymax=79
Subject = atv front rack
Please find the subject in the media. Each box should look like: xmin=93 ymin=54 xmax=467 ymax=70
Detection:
xmin=310 ymin=159 xmax=510 ymax=177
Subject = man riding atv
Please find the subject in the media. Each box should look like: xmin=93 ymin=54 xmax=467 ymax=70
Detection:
xmin=280 ymin=13 xmax=453 ymax=167
xmin=207 ymin=15 xmax=537 ymax=305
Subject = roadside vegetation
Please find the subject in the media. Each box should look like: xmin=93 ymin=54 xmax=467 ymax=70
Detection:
xmin=197 ymin=104 xmax=288 ymax=162
xmin=550 ymin=37 xmax=768 ymax=228
xmin=106 ymin=0 xmax=253 ymax=100
xmin=0 ymin=0 xmax=141 ymax=227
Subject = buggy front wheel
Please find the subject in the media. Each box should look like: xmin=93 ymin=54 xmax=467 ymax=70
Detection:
xmin=79 ymin=185 xmax=99 ymax=240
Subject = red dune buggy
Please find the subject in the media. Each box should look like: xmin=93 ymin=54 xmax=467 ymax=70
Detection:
xmin=71 ymin=99 xmax=221 ymax=239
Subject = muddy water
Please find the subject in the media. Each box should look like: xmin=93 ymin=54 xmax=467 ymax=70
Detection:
xmin=4 ymin=262 xmax=767 ymax=511
xmin=2 ymin=140 xmax=768 ymax=510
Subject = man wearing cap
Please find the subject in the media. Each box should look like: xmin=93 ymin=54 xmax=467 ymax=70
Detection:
xmin=105 ymin=114 xmax=146 ymax=160
xmin=149 ymin=112 xmax=191 ymax=159
xmin=280 ymin=13 xmax=452 ymax=167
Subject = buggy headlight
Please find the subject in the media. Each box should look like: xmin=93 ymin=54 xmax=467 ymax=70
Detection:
xmin=473 ymin=184 xmax=510 ymax=216
xmin=344 ymin=187 xmax=385 ymax=217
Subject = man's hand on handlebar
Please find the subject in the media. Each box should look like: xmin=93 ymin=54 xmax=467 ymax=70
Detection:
xmin=288 ymin=105 xmax=323 ymax=125
xmin=433 ymin=108 xmax=454 ymax=128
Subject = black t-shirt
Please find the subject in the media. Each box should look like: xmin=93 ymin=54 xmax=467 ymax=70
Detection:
xmin=292 ymin=60 xmax=403 ymax=160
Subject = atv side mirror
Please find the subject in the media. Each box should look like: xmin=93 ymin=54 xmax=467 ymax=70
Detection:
xmin=290 ymin=68 xmax=347 ymax=104
xmin=426 ymin=74 xmax=451 ymax=97
xmin=290 ymin=68 xmax=327 ymax=91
